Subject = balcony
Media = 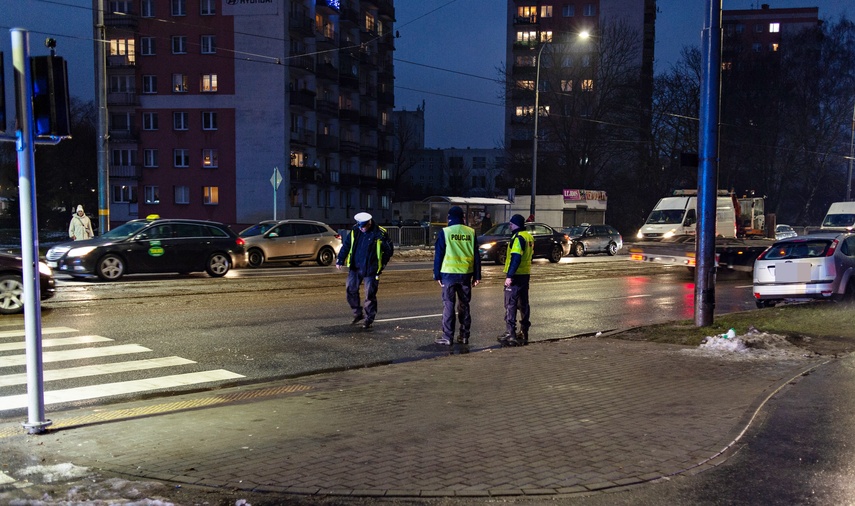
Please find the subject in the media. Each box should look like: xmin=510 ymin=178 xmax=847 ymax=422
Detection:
xmin=339 ymin=109 xmax=359 ymax=123
xmin=289 ymin=15 xmax=314 ymax=37
xmin=317 ymin=134 xmax=339 ymax=151
xmin=339 ymin=173 xmax=360 ymax=186
xmin=107 ymin=91 xmax=138 ymax=106
xmin=109 ymin=165 xmax=141 ymax=179
xmin=288 ymin=54 xmax=314 ymax=73
xmin=316 ymin=99 xmax=339 ymax=117
xmin=290 ymin=89 xmax=316 ymax=110
xmin=104 ymin=12 xmax=138 ymax=29
xmin=107 ymin=127 xmax=138 ymax=140
xmin=315 ymin=62 xmax=338 ymax=81
xmin=289 ymin=166 xmax=319 ymax=184
xmin=513 ymin=15 xmax=538 ymax=25
xmin=340 ymin=7 xmax=359 ymax=25
xmin=340 ymin=140 xmax=359 ymax=155
xmin=377 ymin=177 xmax=395 ymax=189
xmin=290 ymin=127 xmax=316 ymax=146
xmin=378 ymin=91 xmax=394 ymax=107
xmin=359 ymin=114 xmax=377 ymax=127
xmin=377 ymin=0 xmax=394 ymax=19
xmin=360 ymin=145 xmax=378 ymax=159
xmin=339 ymin=72 xmax=359 ymax=89
xmin=107 ymin=55 xmax=135 ymax=68
xmin=360 ymin=175 xmax=379 ymax=187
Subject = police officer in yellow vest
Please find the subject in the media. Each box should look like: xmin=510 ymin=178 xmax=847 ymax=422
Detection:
xmin=498 ymin=214 xmax=533 ymax=346
xmin=433 ymin=206 xmax=481 ymax=345
xmin=336 ymin=212 xmax=394 ymax=329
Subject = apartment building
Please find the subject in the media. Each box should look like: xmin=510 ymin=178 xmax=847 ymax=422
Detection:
xmin=104 ymin=0 xmax=395 ymax=229
xmin=722 ymin=4 xmax=820 ymax=64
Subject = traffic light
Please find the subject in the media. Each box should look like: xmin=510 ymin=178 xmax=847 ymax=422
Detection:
xmin=30 ymin=55 xmax=70 ymax=137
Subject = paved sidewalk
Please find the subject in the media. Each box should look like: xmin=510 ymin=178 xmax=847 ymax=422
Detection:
xmin=0 ymin=337 xmax=827 ymax=499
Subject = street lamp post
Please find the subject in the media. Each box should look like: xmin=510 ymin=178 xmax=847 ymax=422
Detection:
xmin=530 ymin=43 xmax=547 ymax=220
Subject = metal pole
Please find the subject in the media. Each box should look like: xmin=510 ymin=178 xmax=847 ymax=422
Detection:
xmin=11 ymin=28 xmax=51 ymax=434
xmin=847 ymin=101 xmax=854 ymax=201
xmin=695 ymin=0 xmax=722 ymax=327
xmin=530 ymin=43 xmax=546 ymax=220
xmin=94 ymin=0 xmax=110 ymax=232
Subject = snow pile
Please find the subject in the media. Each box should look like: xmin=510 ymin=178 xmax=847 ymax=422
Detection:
xmin=687 ymin=326 xmax=815 ymax=361
xmin=16 ymin=463 xmax=90 ymax=484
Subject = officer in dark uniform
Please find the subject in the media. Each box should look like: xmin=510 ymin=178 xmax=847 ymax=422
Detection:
xmin=433 ymin=206 xmax=481 ymax=345
xmin=498 ymin=214 xmax=533 ymax=346
xmin=336 ymin=212 xmax=394 ymax=329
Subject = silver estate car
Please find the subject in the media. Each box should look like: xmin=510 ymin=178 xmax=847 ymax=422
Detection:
xmin=753 ymin=232 xmax=855 ymax=308
xmin=239 ymin=219 xmax=342 ymax=267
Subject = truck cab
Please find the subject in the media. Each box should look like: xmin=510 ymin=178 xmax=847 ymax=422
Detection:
xmin=637 ymin=190 xmax=737 ymax=240
xmin=820 ymin=202 xmax=855 ymax=232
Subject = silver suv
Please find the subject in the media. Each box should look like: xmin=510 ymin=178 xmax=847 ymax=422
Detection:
xmin=240 ymin=220 xmax=342 ymax=267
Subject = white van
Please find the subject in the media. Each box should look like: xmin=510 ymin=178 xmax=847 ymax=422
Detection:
xmin=637 ymin=191 xmax=737 ymax=240
xmin=820 ymin=202 xmax=855 ymax=231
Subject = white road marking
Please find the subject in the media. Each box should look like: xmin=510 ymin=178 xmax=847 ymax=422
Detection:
xmin=0 ymin=327 xmax=77 ymax=338
xmin=0 ymin=344 xmax=151 ymax=368
xmin=375 ymin=314 xmax=443 ymax=322
xmin=0 ymin=335 xmax=112 ymax=352
xmin=0 ymin=370 xmax=245 ymax=410
xmin=0 ymin=357 xmax=195 ymax=387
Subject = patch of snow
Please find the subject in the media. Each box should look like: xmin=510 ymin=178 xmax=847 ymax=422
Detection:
xmin=16 ymin=463 xmax=90 ymax=483
xmin=684 ymin=327 xmax=815 ymax=361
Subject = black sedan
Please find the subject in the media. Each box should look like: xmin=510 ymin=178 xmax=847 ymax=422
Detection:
xmin=45 ymin=218 xmax=247 ymax=281
xmin=0 ymin=252 xmax=56 ymax=314
xmin=478 ymin=222 xmax=570 ymax=264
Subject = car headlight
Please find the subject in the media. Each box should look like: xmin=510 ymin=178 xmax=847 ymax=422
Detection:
xmin=66 ymin=246 xmax=97 ymax=257
xmin=38 ymin=261 xmax=52 ymax=276
xmin=662 ymin=229 xmax=676 ymax=239
xmin=636 ymin=230 xmax=644 ymax=239
xmin=480 ymin=242 xmax=494 ymax=251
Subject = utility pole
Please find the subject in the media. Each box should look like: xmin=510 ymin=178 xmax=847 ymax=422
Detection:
xmin=93 ymin=0 xmax=110 ymax=232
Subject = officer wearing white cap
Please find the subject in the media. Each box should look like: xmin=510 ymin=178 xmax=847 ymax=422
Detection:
xmin=336 ymin=212 xmax=394 ymax=329
xmin=433 ymin=206 xmax=481 ymax=346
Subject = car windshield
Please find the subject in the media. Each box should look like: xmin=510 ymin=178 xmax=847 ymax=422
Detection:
xmin=764 ymin=240 xmax=832 ymax=260
xmin=483 ymin=223 xmax=513 ymax=236
xmin=240 ymin=223 xmax=277 ymax=237
xmin=101 ymin=220 xmax=151 ymax=239
xmin=822 ymin=214 xmax=855 ymax=228
xmin=776 ymin=225 xmax=793 ymax=232
xmin=563 ymin=226 xmax=588 ymax=237
xmin=645 ymin=209 xmax=685 ymax=225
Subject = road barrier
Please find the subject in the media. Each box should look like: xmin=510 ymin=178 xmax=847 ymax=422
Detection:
xmin=385 ymin=226 xmax=429 ymax=247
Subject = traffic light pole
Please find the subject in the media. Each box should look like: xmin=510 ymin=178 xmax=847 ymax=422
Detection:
xmin=94 ymin=0 xmax=110 ymax=233
xmin=10 ymin=28 xmax=51 ymax=434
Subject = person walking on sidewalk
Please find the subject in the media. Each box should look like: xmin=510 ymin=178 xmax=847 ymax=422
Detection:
xmin=433 ymin=206 xmax=481 ymax=346
xmin=336 ymin=212 xmax=394 ymax=329
xmin=68 ymin=205 xmax=94 ymax=241
xmin=498 ymin=214 xmax=533 ymax=346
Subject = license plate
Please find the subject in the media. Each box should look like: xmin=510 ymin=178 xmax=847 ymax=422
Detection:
xmin=775 ymin=262 xmax=811 ymax=282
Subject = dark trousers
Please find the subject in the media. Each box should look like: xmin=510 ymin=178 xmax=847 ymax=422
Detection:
xmin=441 ymin=281 xmax=472 ymax=340
xmin=346 ymin=269 xmax=379 ymax=322
xmin=504 ymin=283 xmax=531 ymax=336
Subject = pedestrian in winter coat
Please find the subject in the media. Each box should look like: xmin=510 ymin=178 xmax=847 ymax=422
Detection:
xmin=68 ymin=205 xmax=94 ymax=241
xmin=336 ymin=212 xmax=394 ymax=329
xmin=433 ymin=206 xmax=481 ymax=346
xmin=498 ymin=214 xmax=533 ymax=346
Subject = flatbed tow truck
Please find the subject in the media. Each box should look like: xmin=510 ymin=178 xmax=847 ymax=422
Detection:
xmin=628 ymin=190 xmax=776 ymax=274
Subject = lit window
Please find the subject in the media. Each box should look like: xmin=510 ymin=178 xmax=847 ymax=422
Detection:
xmin=540 ymin=31 xmax=553 ymax=42
xmin=172 ymin=36 xmax=187 ymax=54
xmin=202 ymin=149 xmax=218 ymax=168
xmin=173 ymin=112 xmax=189 ymax=130
xmin=201 ymin=74 xmax=218 ymax=92
xmin=517 ymin=80 xmax=535 ymax=90
xmin=515 ymin=105 xmax=534 ymax=117
xmin=538 ymin=105 xmax=550 ymax=116
xmin=561 ymin=79 xmax=573 ymax=91
xmin=173 ymin=74 xmax=188 ymax=92
xmin=174 ymin=149 xmax=189 ymax=167
xmin=582 ymin=79 xmax=594 ymax=91
xmin=145 ymin=186 xmax=160 ymax=204
xmin=109 ymin=38 xmax=135 ymax=63
xmin=517 ymin=6 xmax=536 ymax=22
xmin=365 ymin=13 xmax=376 ymax=32
xmin=769 ymin=22 xmax=780 ymax=33
xmin=516 ymin=31 xmax=537 ymax=45
xmin=201 ymin=35 xmax=216 ymax=54
xmin=202 ymin=112 xmax=218 ymax=130
xmin=203 ymin=186 xmax=219 ymax=205
xmin=174 ymin=186 xmax=190 ymax=204
xmin=200 ymin=0 xmax=215 ymax=15
xmin=541 ymin=5 xmax=552 ymax=18
xmin=771 ymin=43 xmax=779 ymax=52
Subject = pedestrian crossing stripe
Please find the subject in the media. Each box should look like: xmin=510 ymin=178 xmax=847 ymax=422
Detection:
xmin=0 ymin=356 xmax=196 ymax=387
xmin=0 ymin=335 xmax=112 ymax=352
xmin=0 ymin=327 xmax=77 ymax=338
xmin=0 ymin=344 xmax=151 ymax=368
xmin=0 ymin=370 xmax=246 ymax=410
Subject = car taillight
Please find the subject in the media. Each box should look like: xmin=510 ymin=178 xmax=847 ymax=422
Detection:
xmin=236 ymin=237 xmax=246 ymax=247
xmin=756 ymin=246 xmax=773 ymax=260
xmin=826 ymin=239 xmax=838 ymax=257
xmin=335 ymin=233 xmax=341 ymax=240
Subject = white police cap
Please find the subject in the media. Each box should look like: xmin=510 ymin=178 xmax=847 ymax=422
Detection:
xmin=354 ymin=212 xmax=373 ymax=224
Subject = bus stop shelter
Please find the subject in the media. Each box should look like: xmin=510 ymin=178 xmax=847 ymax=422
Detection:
xmin=423 ymin=196 xmax=512 ymax=240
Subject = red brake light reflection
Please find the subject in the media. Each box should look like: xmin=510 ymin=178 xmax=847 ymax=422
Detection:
xmin=826 ymin=239 xmax=838 ymax=257
xmin=236 ymin=237 xmax=246 ymax=247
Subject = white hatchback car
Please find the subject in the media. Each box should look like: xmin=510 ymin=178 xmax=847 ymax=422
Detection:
xmin=753 ymin=232 xmax=855 ymax=308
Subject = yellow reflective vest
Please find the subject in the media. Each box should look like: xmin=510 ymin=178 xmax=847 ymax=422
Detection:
xmin=504 ymin=230 xmax=533 ymax=275
xmin=440 ymin=224 xmax=476 ymax=274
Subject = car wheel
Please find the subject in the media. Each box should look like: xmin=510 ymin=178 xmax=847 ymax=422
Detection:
xmin=755 ymin=299 xmax=777 ymax=309
xmin=247 ymin=248 xmax=264 ymax=268
xmin=317 ymin=247 xmax=335 ymax=266
xmin=206 ymin=252 xmax=231 ymax=277
xmin=572 ymin=242 xmax=585 ymax=257
xmin=548 ymin=244 xmax=562 ymax=263
xmin=607 ymin=242 xmax=618 ymax=256
xmin=495 ymin=248 xmax=507 ymax=265
xmin=0 ymin=274 xmax=25 ymax=314
xmin=96 ymin=254 xmax=125 ymax=281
